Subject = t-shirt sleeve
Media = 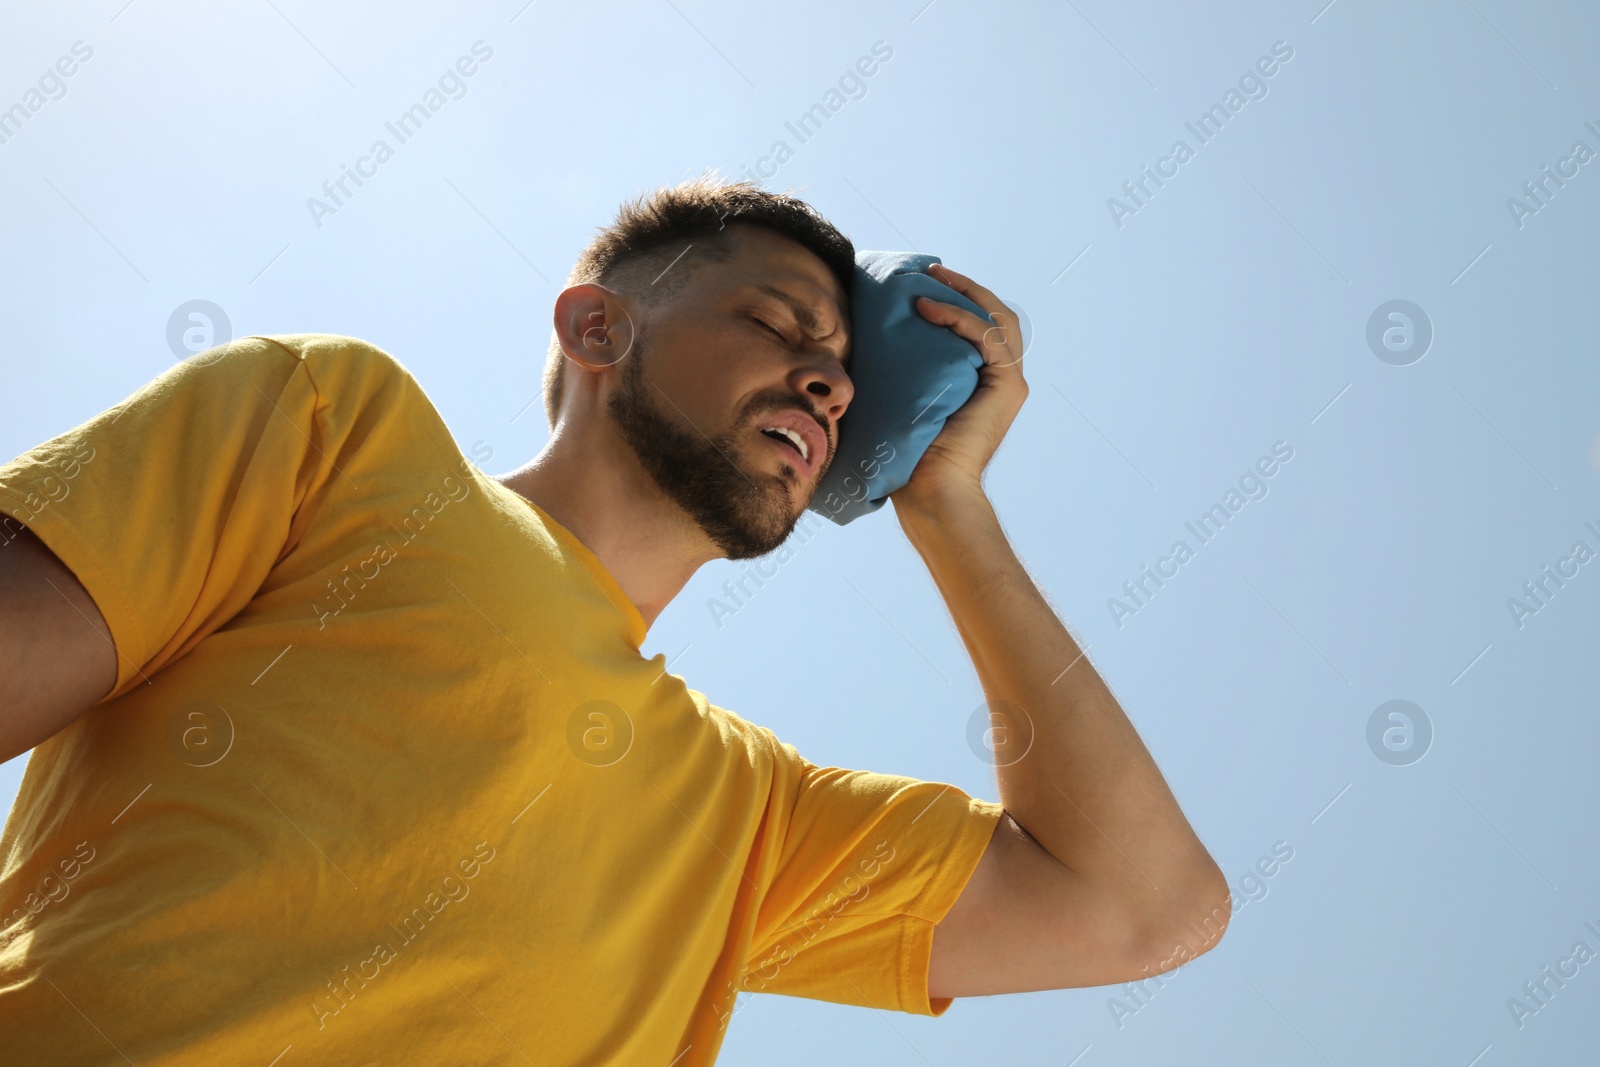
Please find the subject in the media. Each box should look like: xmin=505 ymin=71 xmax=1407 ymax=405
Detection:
xmin=741 ymin=731 xmax=1005 ymax=1017
xmin=0 ymin=335 xmax=405 ymax=701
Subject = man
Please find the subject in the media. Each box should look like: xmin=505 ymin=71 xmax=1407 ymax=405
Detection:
xmin=0 ymin=175 xmax=1228 ymax=1064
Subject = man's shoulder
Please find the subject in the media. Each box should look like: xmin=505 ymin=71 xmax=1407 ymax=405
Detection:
xmin=219 ymin=335 xmax=461 ymax=476
xmin=242 ymin=333 xmax=441 ymax=420
xmin=244 ymin=333 xmax=415 ymax=385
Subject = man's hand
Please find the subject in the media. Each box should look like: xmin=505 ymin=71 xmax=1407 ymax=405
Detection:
xmin=893 ymin=263 xmax=1029 ymax=507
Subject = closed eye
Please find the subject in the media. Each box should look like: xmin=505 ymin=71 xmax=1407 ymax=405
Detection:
xmin=750 ymin=316 xmax=788 ymax=342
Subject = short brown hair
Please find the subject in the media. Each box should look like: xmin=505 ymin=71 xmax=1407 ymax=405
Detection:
xmin=540 ymin=171 xmax=855 ymax=429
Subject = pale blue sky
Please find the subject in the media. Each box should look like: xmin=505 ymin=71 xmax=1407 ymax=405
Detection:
xmin=3 ymin=1 xmax=1598 ymax=1063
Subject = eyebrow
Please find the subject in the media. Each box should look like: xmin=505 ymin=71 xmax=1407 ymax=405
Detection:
xmin=750 ymin=284 xmax=850 ymax=370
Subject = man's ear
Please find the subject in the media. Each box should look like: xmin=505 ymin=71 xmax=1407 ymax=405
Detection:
xmin=553 ymin=283 xmax=637 ymax=374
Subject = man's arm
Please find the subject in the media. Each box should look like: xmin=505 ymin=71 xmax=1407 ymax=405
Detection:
xmin=905 ymin=487 xmax=1227 ymax=996
xmin=897 ymin=264 xmax=1229 ymax=998
xmin=0 ymin=523 xmax=117 ymax=762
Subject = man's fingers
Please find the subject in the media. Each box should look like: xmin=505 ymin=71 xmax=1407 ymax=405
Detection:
xmin=917 ymin=297 xmax=1024 ymax=369
xmin=916 ymin=296 xmax=988 ymax=344
xmin=927 ymin=264 xmax=1022 ymax=368
xmin=929 ymin=263 xmax=1002 ymax=312
xmin=979 ymin=310 xmax=1024 ymax=368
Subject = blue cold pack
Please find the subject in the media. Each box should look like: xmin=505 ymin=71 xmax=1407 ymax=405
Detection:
xmin=808 ymin=250 xmax=995 ymax=525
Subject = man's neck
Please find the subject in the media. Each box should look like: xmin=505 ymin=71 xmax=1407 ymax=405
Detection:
xmin=493 ymin=429 xmax=718 ymax=632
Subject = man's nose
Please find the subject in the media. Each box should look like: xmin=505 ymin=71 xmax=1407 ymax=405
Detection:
xmin=791 ymin=358 xmax=853 ymax=424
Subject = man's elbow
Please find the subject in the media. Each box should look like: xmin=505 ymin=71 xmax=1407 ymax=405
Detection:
xmin=1097 ymin=861 xmax=1230 ymax=988
xmin=1140 ymin=861 xmax=1233 ymax=974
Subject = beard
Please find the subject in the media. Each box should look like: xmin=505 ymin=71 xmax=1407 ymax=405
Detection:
xmin=605 ymin=335 xmax=815 ymax=560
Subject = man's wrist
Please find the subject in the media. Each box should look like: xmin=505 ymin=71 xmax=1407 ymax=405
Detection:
xmin=890 ymin=478 xmax=995 ymax=545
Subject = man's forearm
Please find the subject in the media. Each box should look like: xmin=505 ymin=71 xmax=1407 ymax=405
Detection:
xmin=896 ymin=484 xmax=1224 ymax=938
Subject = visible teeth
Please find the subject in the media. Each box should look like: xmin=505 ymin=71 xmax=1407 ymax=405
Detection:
xmin=763 ymin=425 xmax=808 ymax=462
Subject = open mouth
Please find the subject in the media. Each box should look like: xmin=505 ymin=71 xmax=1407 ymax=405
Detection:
xmin=752 ymin=407 xmax=826 ymax=481
xmin=759 ymin=425 xmax=809 ymax=465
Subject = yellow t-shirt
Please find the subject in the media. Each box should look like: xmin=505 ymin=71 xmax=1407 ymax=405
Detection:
xmin=0 ymin=334 xmax=1004 ymax=1065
